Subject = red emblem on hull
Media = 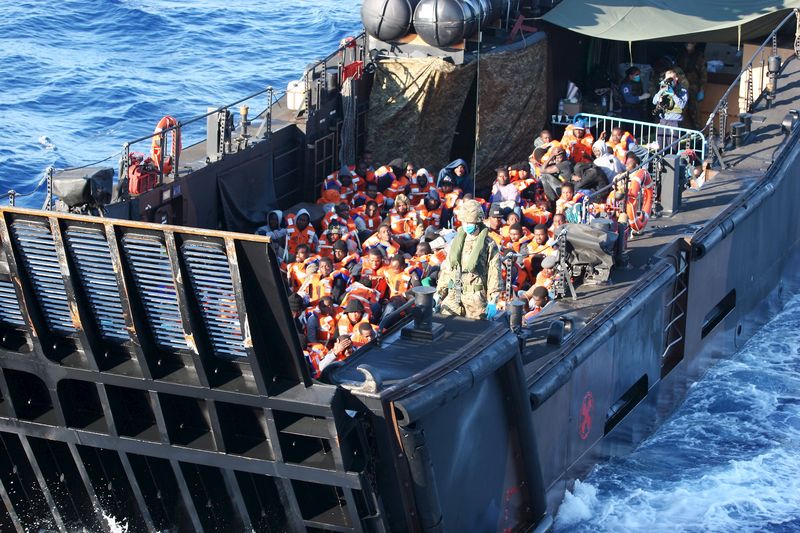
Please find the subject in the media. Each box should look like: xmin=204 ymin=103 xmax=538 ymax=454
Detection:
xmin=579 ymin=391 xmax=594 ymax=440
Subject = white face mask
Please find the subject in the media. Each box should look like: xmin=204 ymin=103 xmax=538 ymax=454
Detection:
xmin=464 ymin=223 xmax=479 ymax=234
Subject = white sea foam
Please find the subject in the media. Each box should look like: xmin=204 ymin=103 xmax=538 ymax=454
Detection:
xmin=556 ymin=294 xmax=800 ymax=532
xmin=38 ymin=135 xmax=56 ymax=151
xmin=102 ymin=511 xmax=129 ymax=533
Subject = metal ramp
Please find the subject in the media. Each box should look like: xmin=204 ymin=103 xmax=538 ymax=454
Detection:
xmin=0 ymin=207 xmax=379 ymax=532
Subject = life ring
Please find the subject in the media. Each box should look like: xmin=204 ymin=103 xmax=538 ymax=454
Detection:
xmin=151 ymin=115 xmax=181 ymax=176
xmin=626 ymin=170 xmax=654 ymax=232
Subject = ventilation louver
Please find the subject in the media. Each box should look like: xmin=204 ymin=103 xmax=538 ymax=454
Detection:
xmin=0 ymin=277 xmax=24 ymax=327
xmin=182 ymin=241 xmax=246 ymax=359
xmin=121 ymin=234 xmax=187 ymax=351
xmin=10 ymin=221 xmax=74 ymax=334
xmin=64 ymin=226 xmax=128 ymax=343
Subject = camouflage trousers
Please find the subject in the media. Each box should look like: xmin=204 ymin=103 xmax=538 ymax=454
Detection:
xmin=440 ymin=290 xmax=488 ymax=320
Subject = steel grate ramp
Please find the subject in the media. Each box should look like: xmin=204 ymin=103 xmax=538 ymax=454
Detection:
xmin=9 ymin=220 xmax=74 ymax=334
xmin=0 ymin=278 xmax=24 ymax=327
xmin=64 ymin=227 xmax=129 ymax=344
xmin=182 ymin=241 xmax=246 ymax=359
xmin=121 ymin=234 xmax=187 ymax=352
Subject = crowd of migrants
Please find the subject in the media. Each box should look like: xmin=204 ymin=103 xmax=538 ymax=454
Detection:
xmin=257 ymin=115 xmax=665 ymax=378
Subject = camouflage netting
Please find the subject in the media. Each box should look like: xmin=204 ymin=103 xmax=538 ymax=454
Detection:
xmin=367 ymin=38 xmax=548 ymax=191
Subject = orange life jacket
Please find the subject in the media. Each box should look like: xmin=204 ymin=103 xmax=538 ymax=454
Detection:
xmin=308 ymin=273 xmax=343 ymax=305
xmin=561 ymin=126 xmax=595 ymax=149
xmin=566 ymin=141 xmax=594 ymax=164
xmin=523 ymin=242 xmax=554 ymax=278
xmin=361 ymin=233 xmax=400 ymax=257
xmin=522 ymin=306 xmax=544 ymax=324
xmin=416 ymin=204 xmax=442 ymax=229
xmin=556 ymin=193 xmax=585 ymax=215
xmin=287 ymin=255 xmax=320 ymax=291
xmin=521 ymin=203 xmax=552 ymax=226
xmin=352 ymin=205 xmax=383 ymax=231
xmin=502 ymin=232 xmax=533 ymax=253
xmin=408 ymin=250 xmax=446 ymax=277
xmin=384 ymin=176 xmax=409 ymax=200
xmin=351 ymin=324 xmax=378 ymax=349
xmin=286 ymin=226 xmax=318 ymax=256
xmin=442 ymin=190 xmax=462 ymax=209
xmin=318 ymin=234 xmax=353 ymax=259
xmin=337 ymin=311 xmax=369 ymax=335
xmin=358 ymin=262 xmax=389 ymax=299
xmin=321 ymin=168 xmax=357 ymax=204
xmin=334 ymin=252 xmax=361 ymax=272
xmin=304 ymin=343 xmax=328 ymax=378
xmin=408 ymin=182 xmax=432 ymax=204
xmin=512 ymin=177 xmax=537 ymax=193
xmin=321 ymin=211 xmax=358 ymax=233
xmin=341 ymin=282 xmax=381 ymax=319
xmin=608 ymin=132 xmax=636 ymax=162
xmin=535 ymin=271 xmax=554 ymax=290
xmin=388 ymin=209 xmax=419 ymax=238
xmin=351 ymin=191 xmax=386 ymax=209
xmin=381 ymin=266 xmax=414 ymax=299
xmin=310 ymin=308 xmax=338 ymax=346
xmin=488 ymin=229 xmax=504 ymax=246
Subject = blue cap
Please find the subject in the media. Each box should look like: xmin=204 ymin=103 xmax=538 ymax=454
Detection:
xmin=573 ymin=119 xmax=586 ymax=129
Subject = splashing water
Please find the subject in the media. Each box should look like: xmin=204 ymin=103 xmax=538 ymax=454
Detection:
xmin=103 ymin=511 xmax=129 ymax=533
xmin=555 ymin=294 xmax=800 ymax=532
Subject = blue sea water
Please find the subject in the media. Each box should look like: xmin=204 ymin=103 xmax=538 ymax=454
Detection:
xmin=555 ymin=292 xmax=800 ymax=532
xmin=0 ymin=0 xmax=363 ymax=207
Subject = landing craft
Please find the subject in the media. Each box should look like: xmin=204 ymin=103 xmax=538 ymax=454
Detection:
xmin=0 ymin=1 xmax=799 ymax=531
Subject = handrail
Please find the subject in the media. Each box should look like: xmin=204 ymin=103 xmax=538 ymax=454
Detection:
xmin=123 ymin=86 xmax=276 ymax=147
xmin=702 ymin=9 xmax=800 ymax=138
xmin=574 ymin=112 xmax=706 ymax=161
xmin=586 ymin=131 xmax=698 ymax=202
xmin=116 ymin=31 xmax=369 ymax=179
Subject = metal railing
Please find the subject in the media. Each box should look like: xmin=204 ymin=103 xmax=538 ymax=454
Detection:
xmin=303 ymin=33 xmax=368 ymax=120
xmin=702 ymin=9 xmax=800 ymax=164
xmin=585 ymin=130 xmax=699 ymax=207
xmin=119 ymin=85 xmax=284 ymax=187
xmin=574 ymin=112 xmax=706 ymax=161
xmin=113 ymin=32 xmax=368 ymax=196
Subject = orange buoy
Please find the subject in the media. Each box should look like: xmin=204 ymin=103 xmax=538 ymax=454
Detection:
xmin=151 ymin=115 xmax=181 ymax=176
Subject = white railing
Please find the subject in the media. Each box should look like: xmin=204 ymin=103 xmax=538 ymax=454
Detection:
xmin=574 ymin=113 xmax=706 ymax=161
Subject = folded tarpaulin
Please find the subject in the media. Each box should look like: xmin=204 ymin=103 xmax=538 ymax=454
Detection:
xmin=541 ymin=1 xmax=800 ymax=42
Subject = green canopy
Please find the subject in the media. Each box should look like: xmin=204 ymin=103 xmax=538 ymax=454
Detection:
xmin=541 ymin=1 xmax=800 ymax=42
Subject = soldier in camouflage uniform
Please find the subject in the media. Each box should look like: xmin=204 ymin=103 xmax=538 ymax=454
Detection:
xmin=436 ymin=199 xmax=502 ymax=320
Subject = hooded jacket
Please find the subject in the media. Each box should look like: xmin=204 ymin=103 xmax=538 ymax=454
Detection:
xmin=256 ymin=209 xmax=287 ymax=240
xmin=437 ymin=158 xmax=470 ymax=189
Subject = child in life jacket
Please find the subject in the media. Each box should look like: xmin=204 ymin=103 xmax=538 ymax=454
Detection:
xmin=555 ymin=182 xmax=584 ymax=216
